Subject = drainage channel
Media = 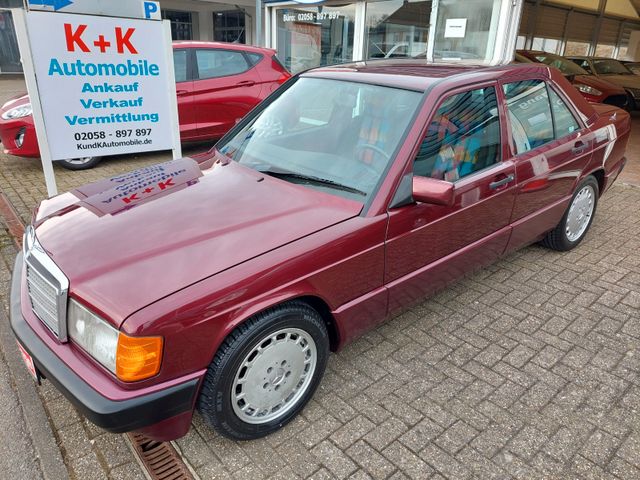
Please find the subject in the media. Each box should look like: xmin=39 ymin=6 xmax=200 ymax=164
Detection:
xmin=127 ymin=433 xmax=195 ymax=480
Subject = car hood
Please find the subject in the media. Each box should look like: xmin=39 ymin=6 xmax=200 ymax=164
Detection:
xmin=33 ymin=156 xmax=363 ymax=326
xmin=596 ymin=74 xmax=640 ymax=89
xmin=574 ymin=75 xmax=626 ymax=95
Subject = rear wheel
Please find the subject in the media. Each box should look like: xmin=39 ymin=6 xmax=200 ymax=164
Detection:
xmin=197 ymin=301 xmax=329 ymax=440
xmin=57 ymin=156 xmax=102 ymax=170
xmin=541 ymin=175 xmax=598 ymax=251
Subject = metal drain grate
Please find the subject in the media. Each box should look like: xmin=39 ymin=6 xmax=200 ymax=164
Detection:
xmin=127 ymin=433 xmax=194 ymax=480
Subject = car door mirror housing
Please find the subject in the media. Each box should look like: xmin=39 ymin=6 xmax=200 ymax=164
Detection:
xmin=412 ymin=176 xmax=454 ymax=206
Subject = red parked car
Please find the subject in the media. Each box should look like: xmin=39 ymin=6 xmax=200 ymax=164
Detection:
xmin=11 ymin=61 xmax=629 ymax=441
xmin=0 ymin=41 xmax=289 ymax=169
xmin=516 ymin=50 xmax=629 ymax=109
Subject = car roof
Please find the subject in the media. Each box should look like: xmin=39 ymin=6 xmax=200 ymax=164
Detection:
xmin=302 ymin=59 xmax=552 ymax=92
xmin=172 ymin=41 xmax=275 ymax=55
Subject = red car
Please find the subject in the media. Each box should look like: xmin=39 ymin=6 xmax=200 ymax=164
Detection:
xmin=516 ymin=50 xmax=629 ymax=109
xmin=0 ymin=41 xmax=290 ymax=170
xmin=11 ymin=61 xmax=629 ymax=441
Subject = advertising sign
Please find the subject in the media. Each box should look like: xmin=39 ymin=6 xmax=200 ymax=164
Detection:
xmin=13 ymin=3 xmax=180 ymax=197
xmin=25 ymin=12 xmax=176 ymax=160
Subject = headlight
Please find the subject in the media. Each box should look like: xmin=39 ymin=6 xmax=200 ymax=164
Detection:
xmin=68 ymin=299 xmax=163 ymax=382
xmin=1 ymin=103 xmax=32 ymax=120
xmin=574 ymin=84 xmax=602 ymax=97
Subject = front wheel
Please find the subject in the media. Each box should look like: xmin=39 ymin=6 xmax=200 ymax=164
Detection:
xmin=541 ymin=175 xmax=599 ymax=251
xmin=56 ymin=156 xmax=102 ymax=170
xmin=197 ymin=301 xmax=329 ymax=440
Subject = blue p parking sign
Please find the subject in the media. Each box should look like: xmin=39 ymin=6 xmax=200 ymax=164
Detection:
xmin=143 ymin=1 xmax=160 ymax=20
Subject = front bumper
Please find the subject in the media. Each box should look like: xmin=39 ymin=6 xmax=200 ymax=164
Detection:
xmin=0 ymin=119 xmax=40 ymax=157
xmin=10 ymin=252 xmax=199 ymax=434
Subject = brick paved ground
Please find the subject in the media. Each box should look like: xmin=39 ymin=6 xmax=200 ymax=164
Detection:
xmin=1 ymin=76 xmax=640 ymax=479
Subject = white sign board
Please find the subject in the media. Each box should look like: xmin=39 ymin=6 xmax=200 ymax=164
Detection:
xmin=444 ymin=18 xmax=467 ymax=38
xmin=28 ymin=0 xmax=161 ymax=20
xmin=22 ymin=11 xmax=178 ymax=163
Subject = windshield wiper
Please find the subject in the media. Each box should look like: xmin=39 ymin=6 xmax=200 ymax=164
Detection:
xmin=259 ymin=170 xmax=367 ymax=196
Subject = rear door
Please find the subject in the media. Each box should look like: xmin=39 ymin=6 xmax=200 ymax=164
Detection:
xmin=173 ymin=48 xmax=197 ymax=141
xmin=501 ymin=78 xmax=593 ymax=252
xmin=385 ymin=84 xmax=517 ymax=315
xmin=193 ymin=48 xmax=263 ymax=139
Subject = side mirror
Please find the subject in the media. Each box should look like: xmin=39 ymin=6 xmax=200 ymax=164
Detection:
xmin=412 ymin=176 xmax=454 ymax=207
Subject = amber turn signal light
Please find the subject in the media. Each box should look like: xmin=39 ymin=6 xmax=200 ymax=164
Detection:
xmin=116 ymin=333 xmax=163 ymax=382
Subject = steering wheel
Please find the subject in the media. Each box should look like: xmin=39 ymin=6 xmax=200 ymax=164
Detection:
xmin=354 ymin=143 xmax=391 ymax=181
xmin=355 ymin=143 xmax=391 ymax=162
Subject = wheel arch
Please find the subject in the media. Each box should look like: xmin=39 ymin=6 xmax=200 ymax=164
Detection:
xmin=587 ymin=168 xmax=605 ymax=197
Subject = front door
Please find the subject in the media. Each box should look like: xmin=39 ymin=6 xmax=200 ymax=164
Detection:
xmin=385 ymin=84 xmax=517 ymax=315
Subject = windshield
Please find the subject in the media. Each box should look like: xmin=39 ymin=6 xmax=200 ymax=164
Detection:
xmin=593 ymin=59 xmax=633 ymax=75
xmin=217 ymin=78 xmax=422 ymax=201
xmin=533 ymin=53 xmax=589 ymax=76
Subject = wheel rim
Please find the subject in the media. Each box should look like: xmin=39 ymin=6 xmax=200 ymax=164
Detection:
xmin=231 ymin=328 xmax=317 ymax=424
xmin=566 ymin=185 xmax=595 ymax=242
xmin=65 ymin=157 xmax=94 ymax=165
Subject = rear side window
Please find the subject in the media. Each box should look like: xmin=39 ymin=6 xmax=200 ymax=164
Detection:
xmin=549 ymin=88 xmax=580 ymax=138
xmin=414 ymin=86 xmax=501 ymax=182
xmin=173 ymin=50 xmax=188 ymax=83
xmin=503 ymin=80 xmax=554 ymax=155
xmin=246 ymin=53 xmax=263 ymax=66
xmin=196 ymin=49 xmax=249 ymax=80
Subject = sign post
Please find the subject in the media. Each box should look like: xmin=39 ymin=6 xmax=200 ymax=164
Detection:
xmin=12 ymin=0 xmax=179 ymax=198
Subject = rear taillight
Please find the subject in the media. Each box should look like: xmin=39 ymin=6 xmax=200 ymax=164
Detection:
xmin=272 ymin=55 xmax=291 ymax=84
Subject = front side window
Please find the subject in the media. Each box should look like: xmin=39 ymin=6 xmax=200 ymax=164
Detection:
xmin=196 ymin=50 xmax=249 ymax=80
xmin=217 ymin=78 xmax=422 ymax=201
xmin=414 ymin=86 xmax=501 ymax=182
xmin=173 ymin=50 xmax=188 ymax=83
xmin=548 ymin=88 xmax=580 ymax=138
xmin=503 ymin=80 xmax=554 ymax=155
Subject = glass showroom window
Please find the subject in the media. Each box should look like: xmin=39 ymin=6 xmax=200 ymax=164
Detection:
xmin=162 ymin=10 xmax=194 ymax=41
xmin=531 ymin=37 xmax=561 ymax=54
xmin=431 ymin=0 xmax=508 ymax=61
xmin=365 ymin=0 xmax=431 ymax=59
xmin=214 ymin=10 xmax=247 ymax=44
xmin=564 ymin=41 xmax=590 ymax=56
xmin=275 ymin=4 xmax=356 ymax=74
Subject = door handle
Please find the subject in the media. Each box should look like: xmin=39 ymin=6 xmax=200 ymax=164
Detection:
xmin=572 ymin=141 xmax=588 ymax=155
xmin=489 ymin=174 xmax=515 ymax=190
xmin=237 ymin=80 xmax=255 ymax=87
xmin=176 ymin=90 xmax=189 ymax=96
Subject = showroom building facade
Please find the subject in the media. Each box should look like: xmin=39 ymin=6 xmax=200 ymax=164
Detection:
xmin=2 ymin=0 xmax=640 ymax=75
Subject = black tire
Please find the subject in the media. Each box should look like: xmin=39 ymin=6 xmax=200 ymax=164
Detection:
xmin=56 ymin=156 xmax=102 ymax=170
xmin=541 ymin=175 xmax=599 ymax=251
xmin=197 ymin=301 xmax=329 ymax=440
xmin=625 ymin=92 xmax=636 ymax=112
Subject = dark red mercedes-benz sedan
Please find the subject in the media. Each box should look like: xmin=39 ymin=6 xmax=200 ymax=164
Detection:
xmin=10 ymin=61 xmax=630 ymax=442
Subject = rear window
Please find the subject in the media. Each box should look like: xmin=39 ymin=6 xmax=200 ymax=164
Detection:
xmin=196 ymin=49 xmax=249 ymax=80
xmin=503 ymin=80 xmax=555 ymax=154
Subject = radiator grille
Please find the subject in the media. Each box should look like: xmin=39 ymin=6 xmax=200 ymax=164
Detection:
xmin=26 ymin=263 xmax=60 ymax=336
